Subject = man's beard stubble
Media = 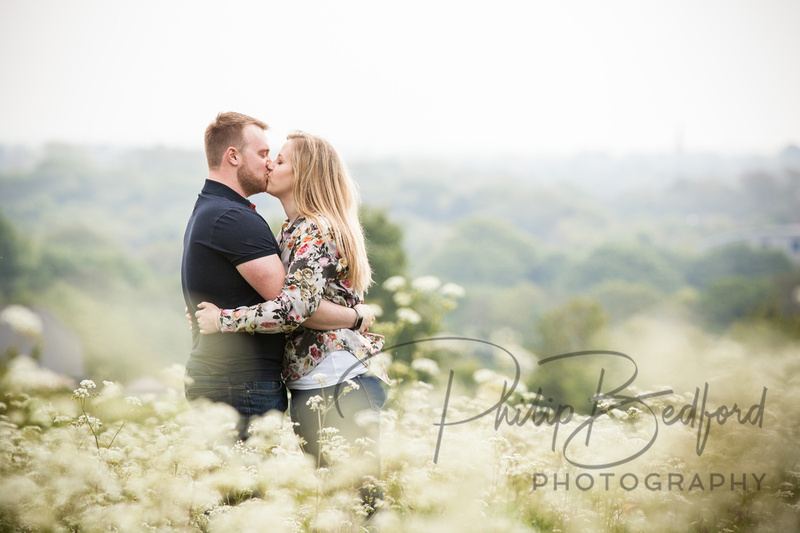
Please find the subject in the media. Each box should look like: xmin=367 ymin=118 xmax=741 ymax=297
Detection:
xmin=236 ymin=163 xmax=266 ymax=197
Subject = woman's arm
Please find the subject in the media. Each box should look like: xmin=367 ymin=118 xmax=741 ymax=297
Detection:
xmin=195 ymin=299 xmax=374 ymax=334
xmin=195 ymin=222 xmax=373 ymax=335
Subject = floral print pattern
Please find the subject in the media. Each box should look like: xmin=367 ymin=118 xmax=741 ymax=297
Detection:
xmin=218 ymin=216 xmax=385 ymax=381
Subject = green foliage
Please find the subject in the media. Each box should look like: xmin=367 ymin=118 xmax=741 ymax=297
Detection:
xmin=3 ymin=143 xmax=800 ymax=387
xmin=590 ymin=280 xmax=666 ymax=322
xmin=697 ymin=276 xmax=773 ymax=328
xmin=1 ymin=138 xmax=800 ymax=529
xmin=371 ymin=275 xmax=465 ymax=368
xmin=0 ymin=210 xmax=24 ymax=302
xmin=40 ymin=280 xmax=189 ymax=379
xmin=566 ymin=243 xmax=685 ymax=293
xmin=687 ymin=243 xmax=795 ymax=288
xmin=361 ymin=207 xmax=408 ymax=313
xmin=446 ymin=282 xmax=546 ymax=349
xmin=0 ymin=216 xmax=187 ymax=379
xmin=535 ymin=297 xmax=609 ymax=357
xmin=425 ymin=216 xmax=540 ymax=286
xmin=0 ymin=144 xmax=204 ymax=276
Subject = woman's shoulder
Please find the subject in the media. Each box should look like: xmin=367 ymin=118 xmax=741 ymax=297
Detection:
xmin=297 ymin=215 xmax=336 ymax=239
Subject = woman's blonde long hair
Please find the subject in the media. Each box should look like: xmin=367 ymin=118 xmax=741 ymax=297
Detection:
xmin=287 ymin=131 xmax=372 ymax=294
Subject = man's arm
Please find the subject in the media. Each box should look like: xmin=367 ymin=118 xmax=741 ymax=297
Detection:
xmin=236 ymin=255 xmax=362 ymax=331
xmin=236 ymin=255 xmax=284 ymax=301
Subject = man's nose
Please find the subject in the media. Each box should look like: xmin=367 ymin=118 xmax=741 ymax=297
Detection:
xmin=266 ymin=158 xmax=274 ymax=171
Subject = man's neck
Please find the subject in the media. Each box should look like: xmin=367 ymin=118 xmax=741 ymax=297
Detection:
xmin=208 ymin=171 xmax=247 ymax=198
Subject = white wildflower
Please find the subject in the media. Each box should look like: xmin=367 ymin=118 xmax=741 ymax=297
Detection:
xmin=383 ymin=275 xmax=406 ymax=292
xmin=411 ymin=357 xmax=440 ymax=376
xmin=80 ymin=379 xmax=97 ymax=390
xmin=369 ymin=303 xmax=383 ymax=318
xmin=320 ymin=427 xmax=340 ymax=437
xmin=306 ymin=395 xmax=325 ymax=411
xmin=76 ymin=414 xmax=102 ymax=428
xmin=393 ymin=291 xmax=412 ymax=307
xmin=0 ymin=305 xmax=43 ymax=339
xmin=596 ymin=400 xmax=611 ymax=413
xmin=627 ymin=407 xmax=643 ymax=419
xmin=2 ymin=356 xmax=71 ymax=392
xmin=411 ymin=275 xmax=441 ymax=293
xmin=473 ymin=368 xmax=497 ymax=384
xmin=72 ymin=387 xmax=91 ymax=399
xmin=125 ymin=396 xmax=142 ymax=407
xmin=396 ymin=308 xmax=421 ymax=324
xmin=102 ymin=381 xmax=123 ymax=398
xmin=343 ymin=379 xmax=360 ymax=391
xmin=440 ymin=282 xmax=466 ymax=299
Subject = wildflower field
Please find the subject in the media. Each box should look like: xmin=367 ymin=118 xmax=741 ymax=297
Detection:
xmin=1 ymin=312 xmax=799 ymax=532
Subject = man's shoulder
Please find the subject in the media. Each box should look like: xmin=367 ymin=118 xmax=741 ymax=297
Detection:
xmin=194 ymin=195 xmax=264 ymax=224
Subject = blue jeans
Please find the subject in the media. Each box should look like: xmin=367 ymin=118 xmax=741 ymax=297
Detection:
xmin=289 ymin=374 xmax=387 ymax=464
xmin=185 ymin=372 xmax=288 ymax=440
xmin=289 ymin=374 xmax=387 ymax=511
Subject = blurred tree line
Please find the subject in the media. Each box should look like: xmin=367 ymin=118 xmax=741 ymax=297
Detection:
xmin=1 ymin=144 xmax=799 ymax=393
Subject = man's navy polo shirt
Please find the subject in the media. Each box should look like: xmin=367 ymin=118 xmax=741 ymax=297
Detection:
xmin=181 ymin=179 xmax=285 ymax=381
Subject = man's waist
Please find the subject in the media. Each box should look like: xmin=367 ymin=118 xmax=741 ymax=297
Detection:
xmin=185 ymin=358 xmax=281 ymax=384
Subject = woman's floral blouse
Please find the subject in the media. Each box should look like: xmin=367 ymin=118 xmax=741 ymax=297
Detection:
xmin=217 ymin=216 xmax=385 ymax=381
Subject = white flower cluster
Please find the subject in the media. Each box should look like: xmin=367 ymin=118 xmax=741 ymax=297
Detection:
xmin=440 ymin=282 xmax=466 ymax=299
xmin=396 ymin=308 xmax=421 ymax=325
xmin=125 ymin=396 xmax=143 ymax=407
xmin=76 ymin=414 xmax=102 ymax=428
xmin=306 ymin=394 xmax=325 ymax=411
xmin=383 ymin=275 xmax=406 ymax=292
xmin=1 ymin=315 xmax=794 ymax=533
xmin=0 ymin=305 xmax=43 ymax=339
xmin=411 ymin=276 xmax=441 ymax=293
xmin=411 ymin=357 xmax=440 ymax=377
xmin=627 ymin=407 xmax=644 ymax=419
xmin=72 ymin=380 xmax=98 ymax=400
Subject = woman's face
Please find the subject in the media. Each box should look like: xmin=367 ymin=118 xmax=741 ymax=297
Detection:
xmin=266 ymin=140 xmax=294 ymax=200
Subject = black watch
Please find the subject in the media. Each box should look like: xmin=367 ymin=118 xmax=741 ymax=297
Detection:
xmin=351 ymin=306 xmax=364 ymax=330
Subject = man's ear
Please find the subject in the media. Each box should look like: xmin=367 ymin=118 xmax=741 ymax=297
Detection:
xmin=225 ymin=147 xmax=239 ymax=166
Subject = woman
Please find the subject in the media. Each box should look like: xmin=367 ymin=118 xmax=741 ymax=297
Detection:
xmin=195 ymin=131 xmax=388 ymax=503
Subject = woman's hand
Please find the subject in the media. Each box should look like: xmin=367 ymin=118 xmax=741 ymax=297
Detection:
xmin=195 ymin=302 xmax=222 ymax=335
xmin=355 ymin=303 xmax=376 ymax=333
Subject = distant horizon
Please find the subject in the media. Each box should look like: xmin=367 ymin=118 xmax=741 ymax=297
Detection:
xmin=0 ymin=138 xmax=798 ymax=163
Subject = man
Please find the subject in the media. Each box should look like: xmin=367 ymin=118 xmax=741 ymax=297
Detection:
xmin=181 ymin=112 xmax=366 ymax=437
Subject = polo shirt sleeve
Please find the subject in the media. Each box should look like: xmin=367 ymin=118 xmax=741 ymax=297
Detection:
xmin=210 ymin=208 xmax=279 ymax=266
xmin=216 ymin=220 xmax=339 ymax=334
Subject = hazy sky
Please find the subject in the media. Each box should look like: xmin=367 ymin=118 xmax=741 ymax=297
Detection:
xmin=1 ymin=0 xmax=798 ymax=159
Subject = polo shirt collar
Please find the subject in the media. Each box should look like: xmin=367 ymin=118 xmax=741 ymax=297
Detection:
xmin=202 ymin=179 xmax=256 ymax=209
